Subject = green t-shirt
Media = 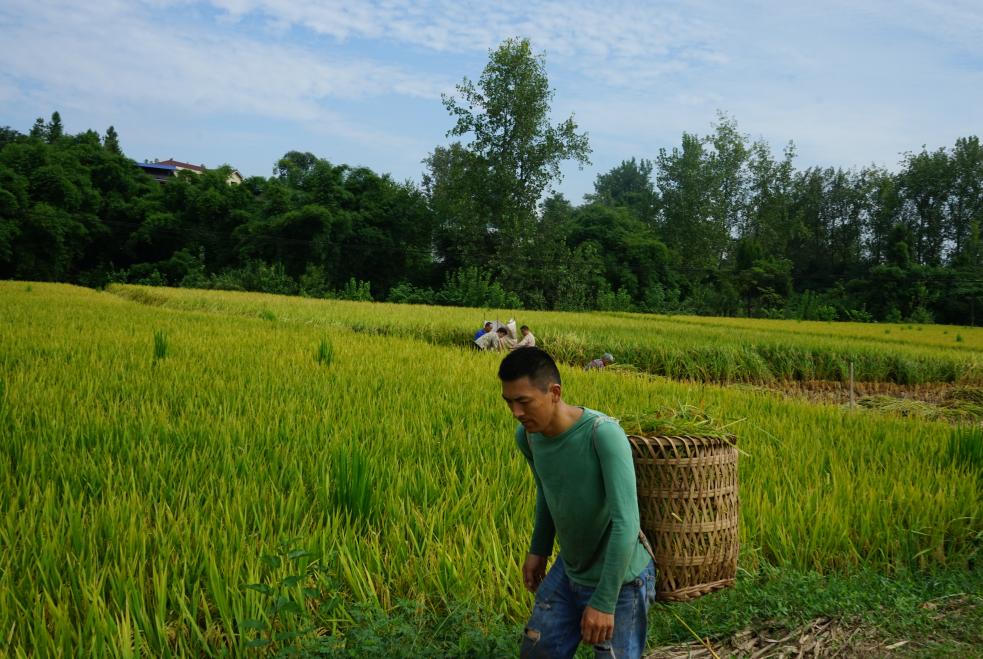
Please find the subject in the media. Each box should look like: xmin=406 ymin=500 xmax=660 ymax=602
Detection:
xmin=515 ymin=408 xmax=650 ymax=613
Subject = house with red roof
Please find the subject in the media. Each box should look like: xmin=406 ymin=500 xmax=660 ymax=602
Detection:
xmin=135 ymin=158 xmax=243 ymax=184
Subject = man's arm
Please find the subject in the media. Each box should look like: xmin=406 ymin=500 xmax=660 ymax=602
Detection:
xmin=516 ymin=427 xmax=556 ymax=557
xmin=522 ymin=473 xmax=554 ymax=593
xmin=528 ymin=475 xmax=556 ymax=556
xmin=587 ymin=421 xmax=641 ymax=614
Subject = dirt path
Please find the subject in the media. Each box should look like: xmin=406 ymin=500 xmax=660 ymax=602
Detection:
xmin=737 ymin=380 xmax=955 ymax=404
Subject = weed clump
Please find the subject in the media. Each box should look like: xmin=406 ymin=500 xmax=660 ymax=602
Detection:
xmin=316 ymin=338 xmax=333 ymax=365
xmin=153 ymin=330 xmax=168 ymax=361
xmin=330 ymin=448 xmax=375 ymax=522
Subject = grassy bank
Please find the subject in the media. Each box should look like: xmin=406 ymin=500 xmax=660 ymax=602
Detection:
xmin=260 ymin=566 xmax=983 ymax=657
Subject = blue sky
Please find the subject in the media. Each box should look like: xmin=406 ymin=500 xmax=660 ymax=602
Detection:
xmin=1 ymin=0 xmax=981 ymax=202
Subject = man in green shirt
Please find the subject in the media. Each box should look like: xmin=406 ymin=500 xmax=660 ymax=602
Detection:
xmin=499 ymin=348 xmax=655 ymax=658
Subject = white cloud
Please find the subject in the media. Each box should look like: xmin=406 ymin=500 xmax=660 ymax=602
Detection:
xmin=1 ymin=0 xmax=979 ymax=191
xmin=0 ymin=0 xmax=447 ymax=124
xmin=203 ymin=0 xmax=729 ymax=85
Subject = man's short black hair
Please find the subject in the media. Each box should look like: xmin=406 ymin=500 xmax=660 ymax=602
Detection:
xmin=520 ymin=325 xmax=530 ymax=331
xmin=498 ymin=347 xmax=561 ymax=391
xmin=496 ymin=326 xmax=509 ymax=334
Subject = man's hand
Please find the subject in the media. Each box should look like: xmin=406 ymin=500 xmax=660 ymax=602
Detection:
xmin=522 ymin=553 xmax=548 ymax=593
xmin=581 ymin=606 xmax=614 ymax=645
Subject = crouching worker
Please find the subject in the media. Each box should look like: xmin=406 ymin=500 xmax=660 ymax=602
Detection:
xmin=499 ymin=348 xmax=655 ymax=659
xmin=476 ymin=326 xmax=511 ymax=351
xmin=585 ymin=353 xmax=615 ymax=371
xmin=474 ymin=320 xmax=494 ymax=342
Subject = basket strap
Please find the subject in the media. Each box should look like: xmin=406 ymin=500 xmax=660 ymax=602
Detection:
xmin=589 ymin=414 xmax=658 ymax=567
xmin=638 ymin=530 xmax=657 ymax=565
xmin=527 ymin=415 xmax=659 ymax=568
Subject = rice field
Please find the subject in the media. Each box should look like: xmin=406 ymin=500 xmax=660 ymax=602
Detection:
xmin=109 ymin=284 xmax=983 ymax=385
xmin=0 ymin=281 xmax=980 ymax=656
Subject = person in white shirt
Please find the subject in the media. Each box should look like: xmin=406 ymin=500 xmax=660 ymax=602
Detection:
xmin=512 ymin=325 xmax=536 ymax=350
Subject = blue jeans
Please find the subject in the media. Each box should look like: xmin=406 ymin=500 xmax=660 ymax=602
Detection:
xmin=520 ymin=558 xmax=656 ymax=659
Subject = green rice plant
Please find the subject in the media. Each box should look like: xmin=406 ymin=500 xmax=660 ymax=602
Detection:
xmin=259 ymin=308 xmax=277 ymax=322
xmin=330 ymin=447 xmax=375 ymax=523
xmin=944 ymin=427 xmax=983 ymax=481
xmin=153 ymin=329 xmax=168 ymax=360
xmin=316 ymin=338 xmax=333 ymax=365
xmin=0 ymin=281 xmax=979 ymax=656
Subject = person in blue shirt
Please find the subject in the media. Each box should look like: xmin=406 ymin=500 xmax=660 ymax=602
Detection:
xmin=473 ymin=321 xmax=494 ymax=342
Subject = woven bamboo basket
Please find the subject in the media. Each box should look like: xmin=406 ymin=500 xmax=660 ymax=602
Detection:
xmin=627 ymin=434 xmax=739 ymax=602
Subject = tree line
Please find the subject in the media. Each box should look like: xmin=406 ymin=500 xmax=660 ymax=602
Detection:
xmin=2 ymin=38 xmax=981 ymax=324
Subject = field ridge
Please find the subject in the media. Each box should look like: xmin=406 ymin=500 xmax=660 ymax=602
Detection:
xmin=108 ymin=283 xmax=983 ymax=385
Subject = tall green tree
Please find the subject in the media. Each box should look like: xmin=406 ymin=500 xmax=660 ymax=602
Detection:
xmin=898 ymin=146 xmax=952 ymax=266
xmin=733 ymin=237 xmax=792 ymax=316
xmin=0 ymin=126 xmax=20 ymax=149
xmin=339 ymin=167 xmax=434 ymax=294
xmin=743 ymin=139 xmax=796 ymax=256
xmin=786 ymin=167 xmax=866 ymax=290
xmin=569 ymin=202 xmax=670 ymax=302
xmin=656 ymin=132 xmax=715 ymax=269
xmin=585 ymin=157 xmax=659 ymax=225
xmin=439 ymin=37 xmax=591 ymax=283
xmin=46 ymin=112 xmax=64 ymax=143
xmin=422 ymin=142 xmax=493 ymax=274
xmin=948 ymin=136 xmax=983 ymax=260
xmin=858 ymin=166 xmax=901 ymax=265
xmin=705 ymin=114 xmax=749 ymax=242
xmin=103 ymin=126 xmax=122 ymax=155
xmin=949 ymin=221 xmax=983 ymax=325
xmin=29 ymin=118 xmax=46 ymax=140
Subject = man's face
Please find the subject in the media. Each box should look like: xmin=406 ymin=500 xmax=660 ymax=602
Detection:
xmin=484 ymin=323 xmax=493 ymax=333
xmin=501 ymin=376 xmax=559 ymax=434
xmin=521 ymin=328 xmax=530 ymax=336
